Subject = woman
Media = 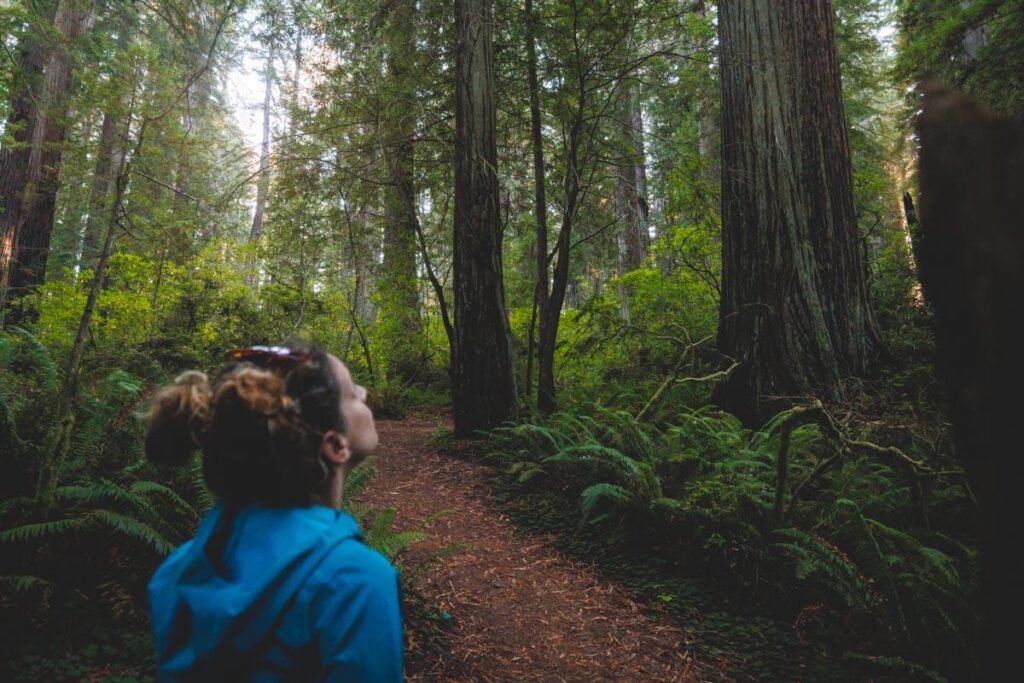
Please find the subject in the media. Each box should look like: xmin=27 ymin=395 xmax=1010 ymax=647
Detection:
xmin=144 ymin=345 xmax=402 ymax=682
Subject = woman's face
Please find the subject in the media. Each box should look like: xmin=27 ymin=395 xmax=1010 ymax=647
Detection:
xmin=327 ymin=354 xmax=378 ymax=459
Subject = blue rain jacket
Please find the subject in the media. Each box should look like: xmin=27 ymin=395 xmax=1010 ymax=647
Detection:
xmin=148 ymin=503 xmax=402 ymax=682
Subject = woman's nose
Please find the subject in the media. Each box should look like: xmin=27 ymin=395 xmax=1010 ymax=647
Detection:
xmin=356 ymin=385 xmax=367 ymax=402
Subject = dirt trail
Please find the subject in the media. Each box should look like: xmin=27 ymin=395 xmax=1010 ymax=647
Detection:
xmin=357 ymin=418 xmax=712 ymax=682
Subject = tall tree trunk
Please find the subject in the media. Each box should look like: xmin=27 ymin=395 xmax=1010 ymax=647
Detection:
xmin=249 ymin=43 xmax=274 ymax=245
xmin=1 ymin=0 xmax=90 ymax=322
xmin=525 ymin=0 xmax=547 ymax=403
xmin=0 ymin=21 xmax=51 ymax=318
xmin=379 ymin=0 xmax=426 ymax=384
xmin=715 ymin=0 xmax=879 ymax=423
xmin=81 ymin=7 xmax=132 ymax=266
xmin=452 ymin=0 xmax=516 ymax=435
xmin=170 ymin=10 xmax=212 ymax=255
xmin=616 ymin=78 xmax=648 ymax=274
xmin=537 ymin=1 xmax=590 ymax=414
xmin=694 ymin=0 xmax=719 ymax=182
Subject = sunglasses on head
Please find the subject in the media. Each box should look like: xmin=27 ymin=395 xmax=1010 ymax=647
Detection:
xmin=225 ymin=346 xmax=310 ymax=368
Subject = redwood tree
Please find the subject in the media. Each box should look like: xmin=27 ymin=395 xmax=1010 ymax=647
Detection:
xmin=379 ymin=0 xmax=427 ymax=384
xmin=1 ymin=0 xmax=89 ymax=321
xmin=715 ymin=0 xmax=879 ymax=421
xmin=452 ymin=0 xmax=517 ymax=435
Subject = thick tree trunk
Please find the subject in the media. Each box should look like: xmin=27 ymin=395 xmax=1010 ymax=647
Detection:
xmin=1 ymin=0 xmax=90 ymax=321
xmin=379 ymin=0 xmax=426 ymax=384
xmin=914 ymin=84 xmax=1024 ymax=682
xmin=0 ymin=24 xmax=50 ymax=318
xmin=715 ymin=0 xmax=879 ymax=422
xmin=452 ymin=0 xmax=516 ymax=435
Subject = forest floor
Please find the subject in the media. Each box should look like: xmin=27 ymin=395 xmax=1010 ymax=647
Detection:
xmin=357 ymin=417 xmax=720 ymax=682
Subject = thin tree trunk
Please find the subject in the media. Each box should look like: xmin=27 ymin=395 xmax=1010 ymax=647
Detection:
xmin=526 ymin=0 xmax=547 ymax=405
xmin=41 ymin=90 xmax=138 ymax=507
xmin=249 ymin=43 xmax=273 ymax=245
xmin=81 ymin=8 xmax=132 ymax=266
xmin=715 ymin=0 xmax=880 ymax=423
xmin=616 ymin=78 xmax=648 ymax=274
xmin=452 ymin=0 xmax=516 ymax=435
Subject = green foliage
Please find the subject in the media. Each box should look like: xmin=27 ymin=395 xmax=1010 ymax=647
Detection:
xmin=489 ymin=401 xmax=978 ymax=679
xmin=343 ymin=460 xmax=429 ymax=563
xmin=897 ymin=0 xmax=1024 ymax=117
xmin=0 ymin=330 xmax=200 ymax=626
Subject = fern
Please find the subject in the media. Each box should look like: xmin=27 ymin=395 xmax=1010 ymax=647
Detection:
xmin=0 ymin=518 xmax=86 ymax=543
xmin=774 ymin=527 xmax=879 ymax=612
xmin=10 ymin=327 xmax=59 ymax=395
xmin=509 ymin=461 xmax=546 ymax=484
xmin=129 ymin=480 xmax=200 ymax=522
xmin=0 ymin=575 xmax=54 ymax=595
xmin=343 ymin=460 xmax=377 ymax=504
xmin=88 ymin=509 xmax=175 ymax=555
xmin=579 ymin=483 xmax=633 ymax=521
xmin=363 ymin=507 xmax=427 ymax=560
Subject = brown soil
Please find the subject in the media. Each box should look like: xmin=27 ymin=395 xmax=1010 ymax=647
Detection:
xmin=356 ymin=417 xmax=714 ymax=682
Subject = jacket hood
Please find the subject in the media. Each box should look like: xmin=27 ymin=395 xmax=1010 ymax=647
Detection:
xmin=148 ymin=503 xmax=362 ymax=680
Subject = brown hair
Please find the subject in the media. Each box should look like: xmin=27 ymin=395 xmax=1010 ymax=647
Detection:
xmin=145 ymin=346 xmax=344 ymax=507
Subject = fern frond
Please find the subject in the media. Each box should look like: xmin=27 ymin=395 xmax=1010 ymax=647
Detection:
xmin=130 ymin=480 xmax=200 ymax=521
xmin=343 ymin=461 xmax=376 ymax=503
xmin=12 ymin=327 xmax=59 ymax=394
xmin=88 ymin=509 xmax=175 ymax=555
xmin=0 ymin=574 xmax=53 ymax=595
xmin=579 ymin=483 xmax=633 ymax=520
xmin=0 ymin=518 xmax=85 ymax=543
xmin=0 ymin=496 xmax=37 ymax=520
xmin=774 ymin=527 xmax=878 ymax=610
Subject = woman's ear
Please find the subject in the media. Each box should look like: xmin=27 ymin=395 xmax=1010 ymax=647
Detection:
xmin=320 ymin=430 xmax=351 ymax=467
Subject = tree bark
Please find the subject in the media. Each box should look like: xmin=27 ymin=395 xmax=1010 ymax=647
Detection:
xmin=81 ymin=7 xmax=132 ymax=266
xmin=249 ymin=42 xmax=274 ymax=245
xmin=379 ymin=0 xmax=426 ymax=384
xmin=715 ymin=0 xmax=879 ymax=423
xmin=616 ymin=78 xmax=648 ymax=274
xmin=1 ymin=0 xmax=91 ymax=321
xmin=525 ymin=0 xmax=547 ymax=403
xmin=0 ymin=21 xmax=51 ymax=318
xmin=452 ymin=0 xmax=516 ymax=435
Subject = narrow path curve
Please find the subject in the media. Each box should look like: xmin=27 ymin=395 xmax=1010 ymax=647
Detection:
xmin=356 ymin=418 xmax=716 ymax=682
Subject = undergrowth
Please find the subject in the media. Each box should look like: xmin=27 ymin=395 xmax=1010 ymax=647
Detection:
xmin=0 ymin=328 xmax=428 ymax=681
xmin=487 ymin=402 xmax=978 ymax=682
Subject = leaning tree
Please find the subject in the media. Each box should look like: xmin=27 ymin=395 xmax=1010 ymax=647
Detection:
xmin=715 ymin=0 xmax=880 ymax=421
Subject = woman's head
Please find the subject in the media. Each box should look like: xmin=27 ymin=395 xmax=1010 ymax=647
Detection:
xmin=145 ymin=345 xmax=376 ymax=507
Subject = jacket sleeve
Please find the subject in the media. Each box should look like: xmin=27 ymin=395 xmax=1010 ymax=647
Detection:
xmin=311 ymin=542 xmax=403 ymax=683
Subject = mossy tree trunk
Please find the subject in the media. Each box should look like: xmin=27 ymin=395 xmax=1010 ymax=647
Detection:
xmin=715 ymin=0 xmax=879 ymax=422
xmin=453 ymin=0 xmax=516 ymax=435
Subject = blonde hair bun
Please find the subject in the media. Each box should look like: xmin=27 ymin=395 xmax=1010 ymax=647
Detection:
xmin=145 ymin=370 xmax=212 ymax=466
